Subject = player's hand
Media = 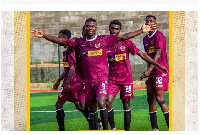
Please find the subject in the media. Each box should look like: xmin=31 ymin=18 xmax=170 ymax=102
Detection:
xmin=158 ymin=65 xmax=168 ymax=74
xmin=63 ymin=83 xmax=70 ymax=93
xmin=140 ymin=69 xmax=151 ymax=80
xmin=150 ymin=24 xmax=156 ymax=32
xmin=141 ymin=21 xmax=151 ymax=33
xmin=53 ymin=81 xmax=60 ymax=90
xmin=31 ymin=26 xmax=44 ymax=38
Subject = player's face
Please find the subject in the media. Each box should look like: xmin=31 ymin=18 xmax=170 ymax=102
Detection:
xmin=58 ymin=33 xmax=68 ymax=48
xmin=145 ymin=17 xmax=157 ymax=31
xmin=109 ymin=24 xmax=120 ymax=35
xmin=85 ymin=21 xmax=97 ymax=36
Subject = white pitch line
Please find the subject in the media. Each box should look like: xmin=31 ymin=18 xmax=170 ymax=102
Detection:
xmin=31 ymin=109 xmax=146 ymax=113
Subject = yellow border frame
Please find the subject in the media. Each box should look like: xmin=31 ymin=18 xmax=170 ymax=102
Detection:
xmin=26 ymin=11 xmax=30 ymax=131
xmin=169 ymin=11 xmax=173 ymax=131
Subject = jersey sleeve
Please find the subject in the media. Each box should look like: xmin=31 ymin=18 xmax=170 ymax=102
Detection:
xmin=105 ymin=35 xmax=118 ymax=47
xmin=68 ymin=51 xmax=76 ymax=67
xmin=155 ymin=33 xmax=166 ymax=49
xmin=126 ymin=40 xmax=140 ymax=55
xmin=66 ymin=39 xmax=77 ymax=49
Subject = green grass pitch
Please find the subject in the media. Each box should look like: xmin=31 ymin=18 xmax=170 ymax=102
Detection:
xmin=30 ymin=90 xmax=169 ymax=131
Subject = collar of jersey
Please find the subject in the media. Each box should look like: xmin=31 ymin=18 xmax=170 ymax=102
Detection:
xmin=148 ymin=29 xmax=157 ymax=38
xmin=86 ymin=35 xmax=97 ymax=41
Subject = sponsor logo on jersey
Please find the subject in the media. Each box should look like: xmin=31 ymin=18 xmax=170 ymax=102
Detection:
xmin=125 ymin=93 xmax=132 ymax=96
xmin=120 ymin=46 xmax=126 ymax=51
xmin=81 ymin=50 xmax=88 ymax=55
xmin=63 ymin=62 xmax=70 ymax=67
xmin=115 ymin=53 xmax=126 ymax=61
xmin=108 ymin=56 xmax=115 ymax=62
xmin=81 ymin=49 xmax=103 ymax=56
xmin=95 ymin=43 xmax=101 ymax=48
xmin=156 ymin=85 xmax=163 ymax=88
xmin=148 ymin=46 xmax=156 ymax=54
xmin=99 ymin=90 xmax=107 ymax=94
xmin=88 ymin=49 xmax=102 ymax=56
xmin=59 ymin=93 xmax=63 ymax=97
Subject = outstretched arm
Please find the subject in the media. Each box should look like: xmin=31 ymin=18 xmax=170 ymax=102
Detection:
xmin=31 ymin=27 xmax=68 ymax=45
xmin=117 ymin=22 xmax=156 ymax=41
xmin=137 ymin=49 xmax=168 ymax=80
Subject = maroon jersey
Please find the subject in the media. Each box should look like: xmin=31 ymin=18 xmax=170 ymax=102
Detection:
xmin=143 ymin=30 xmax=169 ymax=77
xmin=107 ymin=39 xmax=140 ymax=83
xmin=75 ymin=51 xmax=84 ymax=82
xmin=62 ymin=48 xmax=76 ymax=86
xmin=66 ymin=35 xmax=118 ymax=82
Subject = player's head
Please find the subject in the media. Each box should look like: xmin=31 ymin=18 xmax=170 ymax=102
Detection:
xmin=109 ymin=20 xmax=122 ymax=35
xmin=85 ymin=18 xmax=97 ymax=37
xmin=58 ymin=29 xmax=71 ymax=39
xmin=82 ymin=25 xmax=86 ymax=37
xmin=58 ymin=29 xmax=71 ymax=48
xmin=145 ymin=15 xmax=157 ymax=31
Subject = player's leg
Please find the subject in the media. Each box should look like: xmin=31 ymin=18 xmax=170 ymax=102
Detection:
xmin=121 ymin=82 xmax=134 ymax=131
xmin=106 ymin=81 xmax=118 ymax=130
xmin=88 ymin=102 xmax=98 ymax=130
xmin=122 ymin=99 xmax=131 ymax=131
xmin=76 ymin=82 xmax=90 ymax=119
xmin=155 ymin=75 xmax=169 ymax=129
xmin=146 ymin=84 xmax=158 ymax=130
xmin=85 ymin=82 xmax=99 ymax=130
xmin=156 ymin=90 xmax=169 ymax=128
xmin=106 ymin=94 xmax=116 ymax=130
xmin=55 ymin=99 xmax=66 ymax=131
xmin=96 ymin=80 xmax=108 ymax=130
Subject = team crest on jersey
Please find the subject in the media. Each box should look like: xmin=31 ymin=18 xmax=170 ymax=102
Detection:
xmin=120 ymin=46 xmax=126 ymax=51
xmin=95 ymin=43 xmax=101 ymax=48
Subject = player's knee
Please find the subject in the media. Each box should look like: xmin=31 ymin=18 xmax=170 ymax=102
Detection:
xmin=157 ymin=100 xmax=166 ymax=106
xmin=98 ymin=102 xmax=106 ymax=109
xmin=106 ymin=99 xmax=113 ymax=109
xmin=122 ymin=100 xmax=130 ymax=110
xmin=156 ymin=95 xmax=164 ymax=103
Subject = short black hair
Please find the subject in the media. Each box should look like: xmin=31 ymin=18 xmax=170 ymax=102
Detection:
xmin=85 ymin=18 xmax=97 ymax=25
xmin=146 ymin=15 xmax=156 ymax=20
xmin=59 ymin=29 xmax=71 ymax=39
xmin=109 ymin=20 xmax=122 ymax=29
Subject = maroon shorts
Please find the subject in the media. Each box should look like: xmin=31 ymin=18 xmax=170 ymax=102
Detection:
xmin=108 ymin=80 xmax=134 ymax=100
xmin=76 ymin=81 xmax=85 ymax=101
xmin=145 ymin=74 xmax=169 ymax=91
xmin=85 ymin=80 xmax=108 ymax=105
xmin=58 ymin=81 xmax=77 ymax=103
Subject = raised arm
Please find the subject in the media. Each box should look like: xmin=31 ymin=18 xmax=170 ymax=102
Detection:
xmin=31 ymin=27 xmax=68 ymax=45
xmin=117 ymin=22 xmax=155 ymax=41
